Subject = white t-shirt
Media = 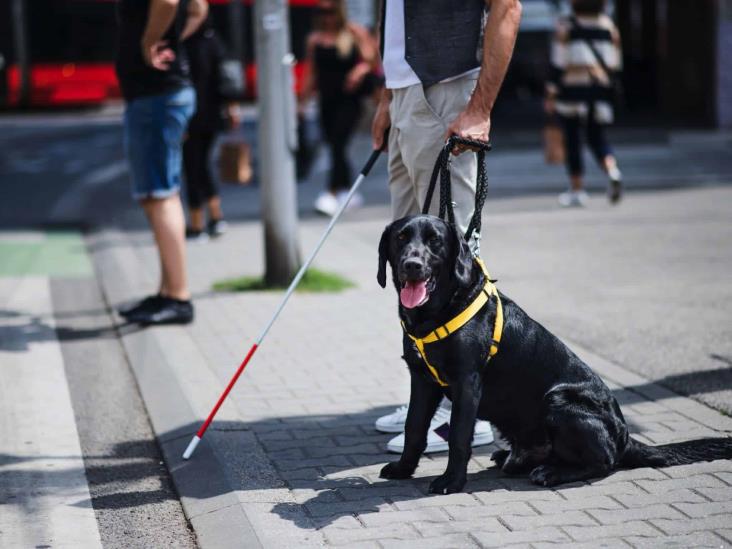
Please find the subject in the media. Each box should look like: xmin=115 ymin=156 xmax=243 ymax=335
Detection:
xmin=382 ymin=0 xmax=482 ymax=90
xmin=382 ymin=0 xmax=421 ymax=89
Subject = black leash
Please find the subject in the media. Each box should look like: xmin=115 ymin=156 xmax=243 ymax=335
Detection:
xmin=422 ymin=135 xmax=492 ymax=243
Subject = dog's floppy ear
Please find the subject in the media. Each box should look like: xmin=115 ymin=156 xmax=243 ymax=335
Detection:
xmin=450 ymin=224 xmax=473 ymax=287
xmin=377 ymin=224 xmax=392 ymax=288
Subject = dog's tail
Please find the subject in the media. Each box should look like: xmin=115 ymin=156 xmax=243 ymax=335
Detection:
xmin=620 ymin=436 xmax=732 ymax=468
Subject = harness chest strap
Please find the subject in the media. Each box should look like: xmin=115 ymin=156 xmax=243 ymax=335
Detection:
xmin=402 ymin=258 xmax=504 ymax=387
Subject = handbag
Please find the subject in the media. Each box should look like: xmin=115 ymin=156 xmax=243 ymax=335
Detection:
xmin=218 ymin=140 xmax=252 ymax=185
xmin=543 ymin=118 xmax=565 ymax=165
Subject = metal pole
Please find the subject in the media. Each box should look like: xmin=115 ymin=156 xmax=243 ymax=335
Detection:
xmin=255 ymin=0 xmax=301 ymax=286
xmin=227 ymin=0 xmax=244 ymax=63
xmin=10 ymin=0 xmax=30 ymax=107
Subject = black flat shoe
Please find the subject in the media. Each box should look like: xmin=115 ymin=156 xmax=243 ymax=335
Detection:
xmin=131 ymin=297 xmax=194 ymax=325
xmin=118 ymin=294 xmax=162 ymax=318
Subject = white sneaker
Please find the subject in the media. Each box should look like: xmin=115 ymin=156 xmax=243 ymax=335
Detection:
xmin=314 ymin=191 xmax=338 ymax=216
xmin=607 ymin=165 xmax=622 ymax=182
xmin=558 ymin=189 xmax=589 ymax=208
xmin=375 ymin=405 xmax=409 ymax=433
xmin=386 ymin=406 xmax=495 ymax=454
xmin=336 ymin=190 xmax=364 ymax=210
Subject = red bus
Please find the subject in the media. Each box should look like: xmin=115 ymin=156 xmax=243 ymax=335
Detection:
xmin=0 ymin=0 xmax=318 ymax=108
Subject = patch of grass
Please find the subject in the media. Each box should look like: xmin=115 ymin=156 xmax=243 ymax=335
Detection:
xmin=213 ymin=268 xmax=355 ymax=293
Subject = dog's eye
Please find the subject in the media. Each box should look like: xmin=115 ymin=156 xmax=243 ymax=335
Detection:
xmin=397 ymin=233 xmax=407 ymax=241
xmin=429 ymin=236 xmax=441 ymax=247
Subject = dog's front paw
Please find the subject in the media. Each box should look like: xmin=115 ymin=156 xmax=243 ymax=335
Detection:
xmin=529 ymin=465 xmax=561 ymax=487
xmin=380 ymin=461 xmax=416 ymax=480
xmin=428 ymin=472 xmax=466 ymax=494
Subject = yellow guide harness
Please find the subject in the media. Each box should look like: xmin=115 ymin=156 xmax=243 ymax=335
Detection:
xmin=401 ymin=257 xmax=504 ymax=387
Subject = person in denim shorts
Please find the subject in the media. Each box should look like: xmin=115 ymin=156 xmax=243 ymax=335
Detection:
xmin=115 ymin=0 xmax=208 ymax=325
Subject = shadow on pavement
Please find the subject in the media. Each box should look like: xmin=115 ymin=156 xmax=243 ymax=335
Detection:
xmin=150 ymin=392 xmax=676 ymax=530
xmin=0 ymin=380 xmax=721 ymax=528
xmin=0 ymin=440 xmax=184 ymax=515
xmin=0 ymin=316 xmax=144 ymax=351
xmin=611 ymin=362 xmax=732 ymax=406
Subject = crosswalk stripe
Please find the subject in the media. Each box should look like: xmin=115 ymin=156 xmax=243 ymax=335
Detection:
xmin=0 ymin=276 xmax=102 ymax=548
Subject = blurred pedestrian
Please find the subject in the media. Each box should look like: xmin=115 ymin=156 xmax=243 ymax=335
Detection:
xmin=370 ymin=0 xmax=522 ymax=455
xmin=545 ymin=0 xmax=624 ymax=207
xmin=183 ymin=17 xmax=238 ymax=242
xmin=299 ymin=0 xmax=381 ymax=216
xmin=116 ymin=0 xmax=208 ymax=325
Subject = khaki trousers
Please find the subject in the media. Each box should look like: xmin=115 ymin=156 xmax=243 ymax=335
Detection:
xmin=388 ymin=74 xmax=480 ymax=250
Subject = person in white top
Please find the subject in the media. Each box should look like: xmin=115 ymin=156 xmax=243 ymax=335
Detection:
xmin=372 ymin=0 xmax=522 ymax=454
xmin=545 ymin=0 xmax=624 ymax=207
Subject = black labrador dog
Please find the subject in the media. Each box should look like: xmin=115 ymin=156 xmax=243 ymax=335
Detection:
xmin=377 ymin=215 xmax=732 ymax=494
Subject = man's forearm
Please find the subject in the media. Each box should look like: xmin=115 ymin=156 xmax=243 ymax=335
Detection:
xmin=181 ymin=0 xmax=208 ymax=41
xmin=470 ymin=0 xmax=522 ymax=116
xmin=142 ymin=0 xmax=179 ymax=47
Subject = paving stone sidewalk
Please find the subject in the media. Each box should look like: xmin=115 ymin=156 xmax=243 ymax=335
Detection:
xmin=92 ymin=188 xmax=732 ymax=548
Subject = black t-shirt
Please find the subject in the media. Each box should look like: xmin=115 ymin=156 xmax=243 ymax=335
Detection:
xmin=186 ymin=22 xmax=225 ymax=132
xmin=115 ymin=0 xmax=191 ymax=101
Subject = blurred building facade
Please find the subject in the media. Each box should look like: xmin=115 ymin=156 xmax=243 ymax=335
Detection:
xmin=503 ymin=0 xmax=732 ymax=129
xmin=615 ymin=0 xmax=732 ymax=128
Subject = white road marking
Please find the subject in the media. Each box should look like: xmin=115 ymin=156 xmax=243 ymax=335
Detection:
xmin=0 ymin=276 xmax=102 ymax=548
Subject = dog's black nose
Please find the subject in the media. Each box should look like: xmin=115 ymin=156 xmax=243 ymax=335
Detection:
xmin=403 ymin=258 xmax=424 ymax=278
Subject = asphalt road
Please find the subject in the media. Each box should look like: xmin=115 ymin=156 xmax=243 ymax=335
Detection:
xmin=0 ymin=230 xmax=197 ymax=546
xmin=1 ymin=111 xmax=201 ymax=546
xmin=2 ymin=107 xmax=731 ymax=230
xmin=52 ymin=275 xmax=198 ymax=547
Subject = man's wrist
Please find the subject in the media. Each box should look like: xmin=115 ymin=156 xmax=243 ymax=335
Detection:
xmin=466 ymin=95 xmax=492 ymax=119
xmin=468 ymin=80 xmax=494 ymax=118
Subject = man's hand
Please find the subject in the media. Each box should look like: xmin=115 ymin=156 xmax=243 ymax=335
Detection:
xmin=141 ymin=0 xmax=180 ymax=70
xmin=371 ymin=91 xmax=391 ymax=150
xmin=445 ymin=0 xmax=521 ymax=155
xmin=142 ymin=39 xmax=176 ymax=70
xmin=445 ymin=104 xmax=491 ymax=155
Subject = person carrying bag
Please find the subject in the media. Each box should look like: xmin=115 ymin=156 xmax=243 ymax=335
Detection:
xmin=544 ymin=0 xmax=624 ymax=207
xmin=183 ymin=17 xmax=249 ymax=241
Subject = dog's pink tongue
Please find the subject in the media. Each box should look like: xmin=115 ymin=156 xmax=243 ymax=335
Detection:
xmin=400 ymin=280 xmax=427 ymax=309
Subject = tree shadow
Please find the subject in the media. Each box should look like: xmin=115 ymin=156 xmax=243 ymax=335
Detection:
xmin=0 ymin=317 xmax=143 ymax=351
xmin=610 ymin=360 xmax=732 ymax=406
xmin=149 ymin=405 xmax=647 ymax=530
xmin=0 ymin=439 xmax=181 ymax=515
xmin=1 ymin=385 xmax=724 ymax=531
xmin=161 ymin=373 xmax=730 ymax=531
xmin=3 ymin=375 xmax=728 ymax=528
xmin=0 ymin=307 xmax=110 ymax=320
